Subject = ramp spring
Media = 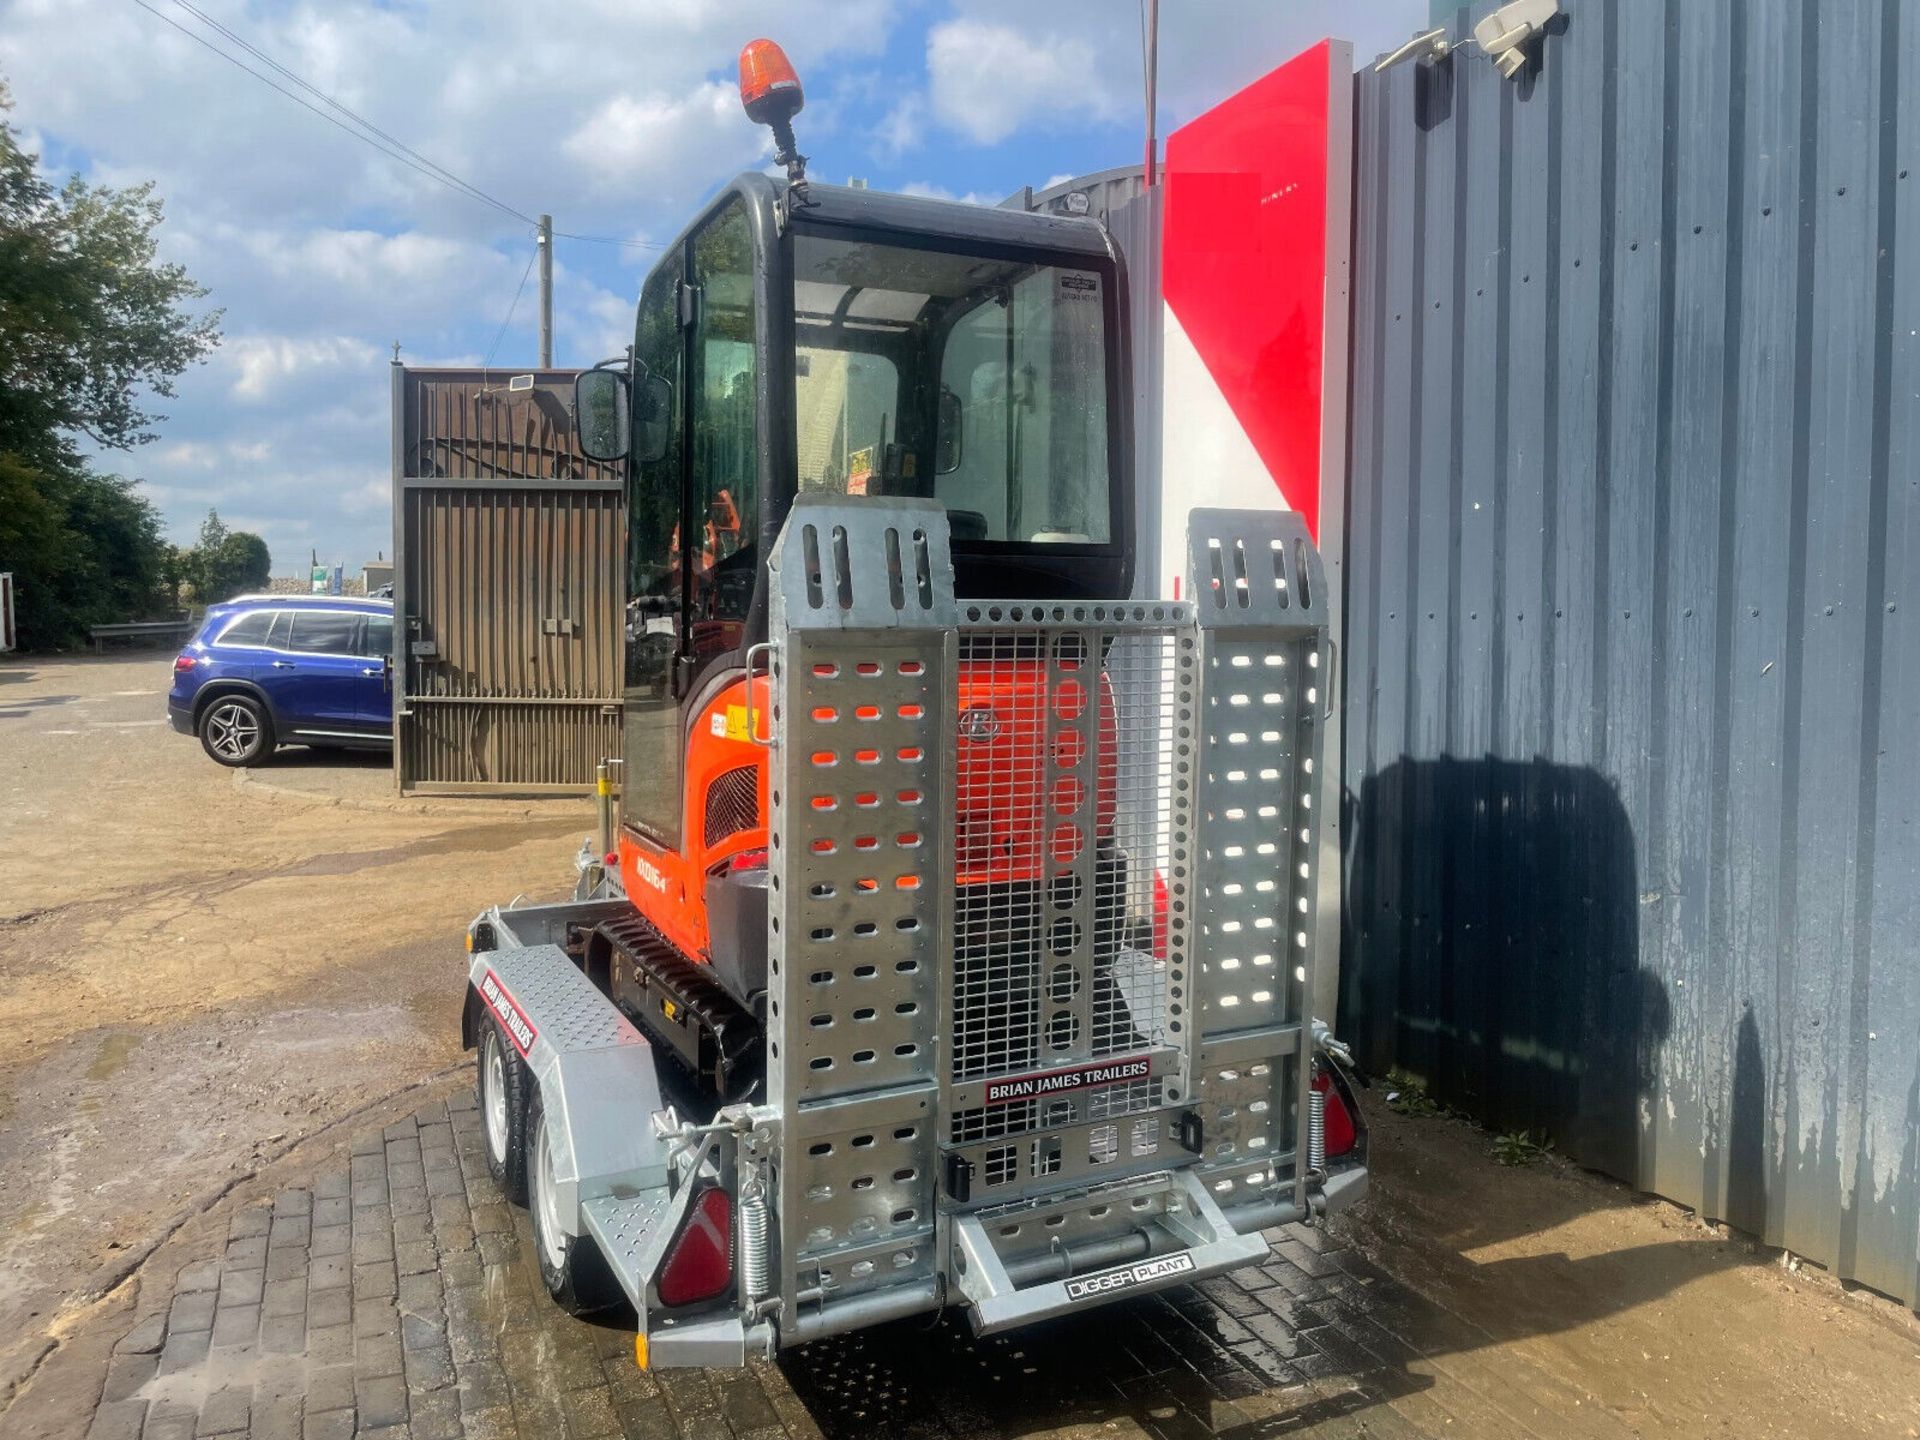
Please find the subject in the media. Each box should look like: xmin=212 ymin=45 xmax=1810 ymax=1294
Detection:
xmin=739 ymin=1188 xmax=771 ymax=1302
xmin=1307 ymin=1073 xmax=1327 ymax=1175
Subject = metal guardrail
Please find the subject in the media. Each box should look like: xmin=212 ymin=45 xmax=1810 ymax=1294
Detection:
xmin=89 ymin=619 xmax=194 ymax=653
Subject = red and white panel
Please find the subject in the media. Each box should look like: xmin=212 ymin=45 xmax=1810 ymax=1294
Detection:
xmin=1156 ymin=39 xmax=1354 ymax=600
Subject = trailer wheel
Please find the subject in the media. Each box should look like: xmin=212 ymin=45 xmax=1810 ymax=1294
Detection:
xmin=477 ymin=1016 xmax=530 ymax=1205
xmin=525 ymin=1088 xmax=620 ymax=1315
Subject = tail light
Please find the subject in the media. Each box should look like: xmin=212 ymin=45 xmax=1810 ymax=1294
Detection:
xmin=728 ymin=848 xmax=768 ymax=874
xmin=1312 ymin=1071 xmax=1357 ymax=1159
xmin=1151 ymin=870 xmax=1170 ymax=962
xmin=657 ymin=1186 xmax=733 ymax=1307
xmin=173 ymin=654 xmax=200 ymax=673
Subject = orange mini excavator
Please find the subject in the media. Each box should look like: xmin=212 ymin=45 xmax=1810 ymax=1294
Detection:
xmin=568 ymin=40 xmax=1143 ymax=1104
xmin=461 ymin=39 xmax=1365 ymax=1365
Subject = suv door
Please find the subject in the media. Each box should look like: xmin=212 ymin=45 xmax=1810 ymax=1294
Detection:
xmin=355 ymin=614 xmax=394 ymax=734
xmin=267 ymin=609 xmax=366 ymax=734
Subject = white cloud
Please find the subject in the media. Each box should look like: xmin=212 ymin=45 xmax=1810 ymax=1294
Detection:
xmin=223 ymin=336 xmax=385 ymax=402
xmin=897 ymin=181 xmax=998 ymax=207
xmin=928 ymin=20 xmax=1115 ymax=145
xmin=873 ymin=95 xmax=926 ymax=162
xmin=926 ymin=1 xmax=1429 ymax=143
xmin=562 ymin=82 xmax=751 ymax=193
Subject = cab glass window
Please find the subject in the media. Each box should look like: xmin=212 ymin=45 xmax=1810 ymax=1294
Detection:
xmin=791 ymin=233 xmax=1112 ymax=544
xmin=688 ymin=197 xmax=758 ymax=658
xmin=622 ymin=248 xmax=688 ymax=846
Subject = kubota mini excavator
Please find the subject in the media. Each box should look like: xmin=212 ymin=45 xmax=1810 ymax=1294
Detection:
xmin=460 ymin=39 xmax=1366 ymax=1368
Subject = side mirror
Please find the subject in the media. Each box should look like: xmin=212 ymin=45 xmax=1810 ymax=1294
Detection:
xmin=575 ymin=368 xmax=630 ymax=461
xmin=935 ymin=385 xmax=963 ymax=475
xmin=635 ymin=373 xmax=673 ymax=465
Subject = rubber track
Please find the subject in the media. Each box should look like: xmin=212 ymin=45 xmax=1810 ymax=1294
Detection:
xmin=595 ymin=913 xmax=763 ymax=1100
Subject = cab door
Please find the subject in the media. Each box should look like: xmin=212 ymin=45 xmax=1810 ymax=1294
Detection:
xmin=620 ymin=189 xmax=765 ymax=854
xmin=620 ymin=247 xmax=687 ymax=845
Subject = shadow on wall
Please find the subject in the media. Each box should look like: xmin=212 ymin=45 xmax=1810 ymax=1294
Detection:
xmin=1342 ymin=757 xmax=1695 ymax=1197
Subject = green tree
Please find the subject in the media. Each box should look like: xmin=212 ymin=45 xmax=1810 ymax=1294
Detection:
xmin=179 ymin=509 xmax=270 ymax=602
xmin=213 ymin=531 xmax=271 ymax=596
xmin=0 ymin=82 xmax=220 ymax=649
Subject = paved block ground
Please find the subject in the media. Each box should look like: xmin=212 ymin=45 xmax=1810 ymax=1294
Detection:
xmin=21 ymin=1090 xmax=1506 ymax=1440
xmin=12 ymin=1082 xmax=1920 ymax=1440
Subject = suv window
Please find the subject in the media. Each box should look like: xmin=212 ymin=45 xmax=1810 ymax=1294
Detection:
xmin=288 ymin=611 xmax=360 ymax=656
xmin=217 ymin=611 xmax=274 ymax=646
xmin=361 ymin=615 xmax=393 ymax=660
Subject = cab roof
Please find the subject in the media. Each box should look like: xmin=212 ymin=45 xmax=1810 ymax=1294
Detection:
xmin=788 ymin=179 xmax=1119 ymax=260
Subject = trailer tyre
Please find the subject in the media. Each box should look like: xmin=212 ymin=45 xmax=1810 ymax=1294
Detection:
xmin=477 ymin=1016 xmax=531 ymax=1206
xmin=525 ymin=1088 xmax=620 ymax=1316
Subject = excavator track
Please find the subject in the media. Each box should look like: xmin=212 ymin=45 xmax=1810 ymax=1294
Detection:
xmin=591 ymin=913 xmax=763 ymax=1103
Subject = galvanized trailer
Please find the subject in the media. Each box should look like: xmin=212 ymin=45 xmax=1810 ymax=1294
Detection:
xmin=461 ymin=500 xmax=1366 ymax=1368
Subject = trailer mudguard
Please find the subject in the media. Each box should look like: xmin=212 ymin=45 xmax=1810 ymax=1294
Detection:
xmin=467 ymin=944 xmax=668 ymax=1238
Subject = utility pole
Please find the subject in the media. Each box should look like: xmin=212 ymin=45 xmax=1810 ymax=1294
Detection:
xmin=1143 ymin=0 xmax=1160 ymax=186
xmin=537 ymin=214 xmax=553 ymax=368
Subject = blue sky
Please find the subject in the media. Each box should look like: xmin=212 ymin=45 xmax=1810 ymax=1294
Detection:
xmin=2 ymin=0 xmax=1422 ymax=574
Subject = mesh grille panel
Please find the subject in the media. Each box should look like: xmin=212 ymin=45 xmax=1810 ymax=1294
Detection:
xmin=704 ymin=764 xmax=760 ymax=847
xmin=945 ymin=603 xmax=1193 ymax=1151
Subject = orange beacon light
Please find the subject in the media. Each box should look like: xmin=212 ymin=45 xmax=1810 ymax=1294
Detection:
xmin=738 ymin=39 xmax=809 ymax=197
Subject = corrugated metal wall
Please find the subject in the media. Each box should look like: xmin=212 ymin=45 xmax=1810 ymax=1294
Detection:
xmin=393 ymin=367 xmax=625 ymax=793
xmin=1342 ymin=0 xmax=1920 ymax=1304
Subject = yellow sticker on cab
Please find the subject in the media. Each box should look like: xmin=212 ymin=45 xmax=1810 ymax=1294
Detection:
xmin=724 ymin=704 xmax=750 ymax=741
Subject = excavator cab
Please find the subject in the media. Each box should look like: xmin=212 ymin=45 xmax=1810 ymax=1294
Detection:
xmin=575 ymin=171 xmax=1138 ymax=1095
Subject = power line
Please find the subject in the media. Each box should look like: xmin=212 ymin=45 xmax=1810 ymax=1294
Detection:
xmin=551 ymin=229 xmax=664 ymax=252
xmin=133 ymin=1 xmax=664 ymax=253
xmin=482 ymin=244 xmax=540 ymax=374
xmin=131 ymin=0 xmax=536 ymax=228
xmin=164 ymin=0 xmax=535 ymax=227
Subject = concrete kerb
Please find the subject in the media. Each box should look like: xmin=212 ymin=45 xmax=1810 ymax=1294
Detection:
xmin=229 ymin=767 xmax=590 ymax=821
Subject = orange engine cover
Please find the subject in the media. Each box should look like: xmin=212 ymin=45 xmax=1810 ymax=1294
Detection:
xmin=618 ymin=658 xmax=1117 ymax=965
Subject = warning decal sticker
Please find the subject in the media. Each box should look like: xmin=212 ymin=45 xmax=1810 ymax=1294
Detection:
xmin=478 ymin=968 xmax=538 ymax=1058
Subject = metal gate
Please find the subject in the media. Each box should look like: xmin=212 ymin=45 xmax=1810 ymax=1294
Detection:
xmin=391 ymin=367 xmax=624 ymax=794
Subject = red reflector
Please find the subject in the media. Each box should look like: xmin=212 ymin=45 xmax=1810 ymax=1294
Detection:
xmin=1152 ymin=870 xmax=1170 ymax=962
xmin=657 ymin=1187 xmax=732 ymax=1307
xmin=174 ymin=654 xmax=199 ymax=673
xmin=728 ymin=849 xmax=768 ymax=874
xmin=1313 ymin=1071 xmax=1357 ymax=1159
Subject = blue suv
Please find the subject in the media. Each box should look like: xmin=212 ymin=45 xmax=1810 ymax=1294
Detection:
xmin=168 ymin=595 xmax=395 ymax=767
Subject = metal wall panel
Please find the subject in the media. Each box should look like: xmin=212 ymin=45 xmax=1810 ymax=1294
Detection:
xmin=393 ymin=367 xmax=625 ymax=794
xmin=1342 ymin=0 xmax=1920 ymax=1304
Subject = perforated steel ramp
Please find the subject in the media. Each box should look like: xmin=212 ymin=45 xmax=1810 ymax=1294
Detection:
xmin=1185 ymin=510 xmax=1331 ymax=1213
